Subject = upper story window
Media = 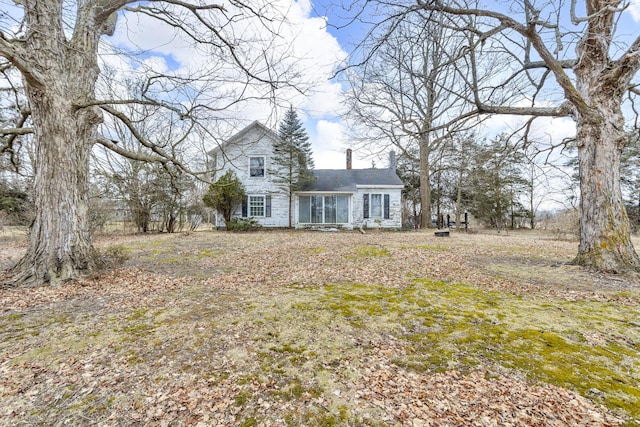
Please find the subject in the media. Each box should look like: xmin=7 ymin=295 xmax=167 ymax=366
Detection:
xmin=249 ymin=156 xmax=265 ymax=177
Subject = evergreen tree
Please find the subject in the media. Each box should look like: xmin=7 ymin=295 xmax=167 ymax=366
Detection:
xmin=270 ymin=107 xmax=315 ymax=227
xmin=203 ymin=171 xmax=246 ymax=224
xmin=395 ymin=151 xmax=421 ymax=228
xmin=462 ymin=135 xmax=529 ymax=230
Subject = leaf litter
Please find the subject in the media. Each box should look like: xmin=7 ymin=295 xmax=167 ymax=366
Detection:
xmin=1 ymin=230 xmax=638 ymax=426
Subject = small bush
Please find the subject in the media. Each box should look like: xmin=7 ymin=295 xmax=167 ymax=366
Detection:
xmin=226 ymin=217 xmax=262 ymax=232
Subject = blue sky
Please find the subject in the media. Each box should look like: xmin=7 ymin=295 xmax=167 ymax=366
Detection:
xmin=298 ymin=0 xmax=640 ymax=169
xmin=101 ymin=0 xmax=640 ymax=171
xmin=1 ymin=0 xmax=639 ymax=171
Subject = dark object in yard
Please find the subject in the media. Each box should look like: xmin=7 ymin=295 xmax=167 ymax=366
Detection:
xmin=435 ymin=230 xmax=450 ymax=237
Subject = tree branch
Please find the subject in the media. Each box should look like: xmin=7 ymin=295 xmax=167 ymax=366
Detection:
xmin=0 ymin=127 xmax=33 ymax=137
xmin=0 ymin=34 xmax=32 ymax=80
xmin=99 ymin=105 xmax=209 ymax=179
xmin=477 ymin=102 xmax=572 ymax=117
xmin=524 ymin=59 xmax=577 ymax=70
xmin=606 ymin=34 xmax=640 ymax=87
xmin=415 ymin=1 xmax=588 ymax=117
xmin=570 ymin=0 xmax=627 ymax=25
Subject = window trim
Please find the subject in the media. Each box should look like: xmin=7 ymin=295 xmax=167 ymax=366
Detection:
xmin=298 ymin=194 xmax=350 ymax=224
xmin=364 ymin=193 xmax=391 ymax=220
xmin=370 ymin=194 xmax=383 ymax=218
xmin=248 ymin=156 xmax=266 ymax=178
xmin=248 ymin=195 xmax=266 ymax=217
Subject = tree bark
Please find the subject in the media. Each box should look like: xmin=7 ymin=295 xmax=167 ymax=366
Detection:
xmin=570 ymin=1 xmax=640 ymax=272
xmin=419 ymin=134 xmax=432 ymax=228
xmin=8 ymin=0 xmax=104 ymax=286
xmin=11 ymin=90 xmax=101 ymax=285
xmin=573 ymin=115 xmax=640 ymax=272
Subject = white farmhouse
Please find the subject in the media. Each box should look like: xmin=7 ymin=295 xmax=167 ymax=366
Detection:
xmin=208 ymin=121 xmax=404 ymax=230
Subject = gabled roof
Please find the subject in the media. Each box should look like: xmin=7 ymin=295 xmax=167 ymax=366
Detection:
xmin=208 ymin=121 xmax=279 ymax=155
xmin=300 ymin=168 xmax=404 ymax=192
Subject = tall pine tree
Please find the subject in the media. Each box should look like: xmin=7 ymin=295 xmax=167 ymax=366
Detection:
xmin=270 ymin=107 xmax=315 ymax=227
xmin=462 ymin=135 xmax=529 ymax=230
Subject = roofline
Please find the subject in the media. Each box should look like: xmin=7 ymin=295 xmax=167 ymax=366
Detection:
xmin=207 ymin=121 xmax=279 ymax=156
xmin=295 ymin=191 xmax=354 ymax=195
xmin=356 ymin=184 xmax=404 ymax=189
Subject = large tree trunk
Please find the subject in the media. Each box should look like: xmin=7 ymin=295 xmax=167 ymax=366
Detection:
xmin=571 ymin=6 xmax=640 ymax=273
xmin=8 ymin=0 xmax=104 ymax=286
xmin=573 ymin=116 xmax=640 ymax=272
xmin=10 ymin=87 xmax=102 ymax=286
xmin=419 ymin=135 xmax=432 ymax=228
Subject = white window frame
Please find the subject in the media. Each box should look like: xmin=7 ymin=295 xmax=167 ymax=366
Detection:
xmin=298 ymin=195 xmax=349 ymax=224
xmin=249 ymin=156 xmax=266 ymax=178
xmin=249 ymin=195 xmax=265 ymax=217
xmin=370 ymin=193 xmax=383 ymax=218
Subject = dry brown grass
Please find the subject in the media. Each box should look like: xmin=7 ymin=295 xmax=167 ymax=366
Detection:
xmin=1 ymin=229 xmax=639 ymax=426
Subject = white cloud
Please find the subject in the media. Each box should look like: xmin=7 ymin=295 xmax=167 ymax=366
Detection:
xmin=313 ymin=120 xmax=370 ymax=169
xmin=303 ymin=81 xmax=347 ymax=118
xmin=478 ymin=96 xmax=577 ymax=149
xmin=107 ymin=1 xmax=347 ymax=122
xmin=313 ymin=120 xmax=346 ymax=168
xmin=480 ymin=113 xmax=576 ymax=147
xmin=530 ymin=117 xmax=576 ymax=146
xmin=96 ymin=1 xmax=351 ymax=163
xmin=628 ymin=0 xmax=640 ymax=22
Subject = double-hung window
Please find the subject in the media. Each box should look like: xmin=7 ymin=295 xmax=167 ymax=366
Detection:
xmin=243 ymin=195 xmax=271 ymax=218
xmin=249 ymin=156 xmax=265 ymax=177
xmin=363 ymin=193 xmax=390 ymax=219
xmin=370 ymin=194 xmax=382 ymax=217
xmin=249 ymin=196 xmax=264 ymax=217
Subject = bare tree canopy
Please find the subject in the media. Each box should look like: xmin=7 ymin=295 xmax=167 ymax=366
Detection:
xmin=343 ymin=9 xmax=488 ymax=228
xmin=347 ymin=0 xmax=640 ymax=272
xmin=0 ymin=0 xmax=304 ymax=286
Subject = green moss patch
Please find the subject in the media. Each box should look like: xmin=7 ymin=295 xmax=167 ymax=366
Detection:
xmin=350 ymin=246 xmax=391 ymax=258
xmin=407 ymin=244 xmax=449 ymax=251
xmin=298 ymin=280 xmax=640 ymax=422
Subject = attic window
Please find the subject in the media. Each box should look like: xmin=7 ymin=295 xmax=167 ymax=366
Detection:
xmin=249 ymin=156 xmax=265 ymax=177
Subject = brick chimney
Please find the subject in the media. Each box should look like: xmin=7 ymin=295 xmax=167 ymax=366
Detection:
xmin=389 ymin=150 xmax=396 ymax=170
xmin=346 ymin=148 xmax=352 ymax=170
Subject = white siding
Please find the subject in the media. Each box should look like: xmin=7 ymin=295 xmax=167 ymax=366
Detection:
xmin=353 ymin=187 xmax=403 ymax=229
xmin=211 ymin=123 xmax=404 ymax=229
xmin=211 ymin=125 xmax=291 ymax=227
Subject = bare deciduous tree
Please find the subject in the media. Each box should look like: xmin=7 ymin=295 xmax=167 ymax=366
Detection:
xmin=344 ymin=10 xmax=485 ymax=228
xmin=381 ymin=0 xmax=640 ymax=271
xmin=0 ymin=1 xmax=296 ymax=285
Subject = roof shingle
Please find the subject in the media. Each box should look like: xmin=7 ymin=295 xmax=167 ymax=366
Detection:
xmin=299 ymin=169 xmax=404 ymax=192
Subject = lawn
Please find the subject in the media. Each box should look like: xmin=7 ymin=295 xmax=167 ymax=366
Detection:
xmin=1 ymin=229 xmax=639 ymax=426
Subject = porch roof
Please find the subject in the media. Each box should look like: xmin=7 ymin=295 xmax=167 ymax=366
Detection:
xmin=299 ymin=168 xmax=403 ymax=192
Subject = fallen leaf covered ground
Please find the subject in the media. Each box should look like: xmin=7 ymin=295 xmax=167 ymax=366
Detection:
xmin=0 ymin=229 xmax=639 ymax=426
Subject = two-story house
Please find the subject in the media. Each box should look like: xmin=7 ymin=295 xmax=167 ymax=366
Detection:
xmin=208 ymin=121 xmax=404 ymax=229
